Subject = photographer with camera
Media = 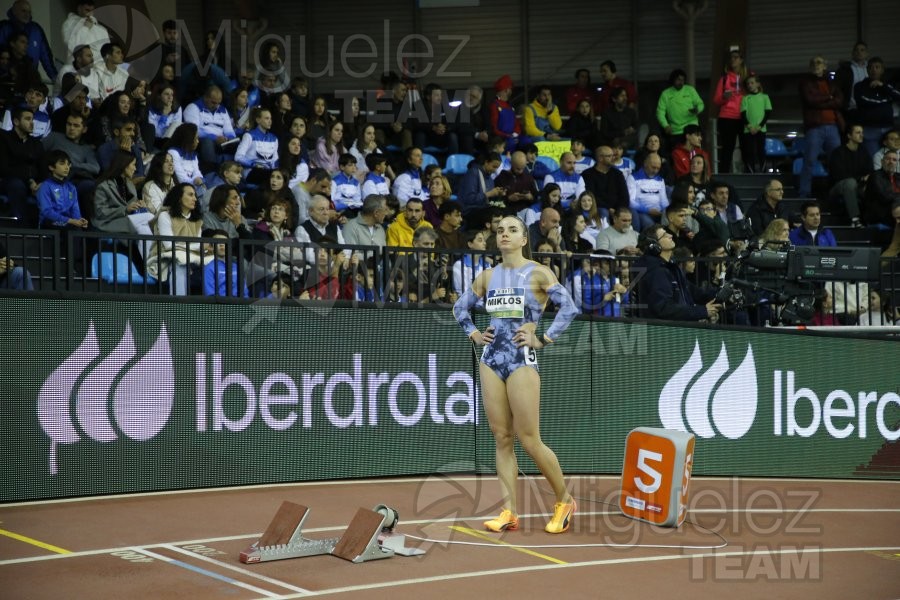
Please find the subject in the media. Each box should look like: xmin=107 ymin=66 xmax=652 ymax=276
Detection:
xmin=632 ymin=224 xmax=721 ymax=322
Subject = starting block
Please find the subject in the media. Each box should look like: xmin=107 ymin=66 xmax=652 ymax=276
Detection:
xmin=240 ymin=501 xmax=424 ymax=564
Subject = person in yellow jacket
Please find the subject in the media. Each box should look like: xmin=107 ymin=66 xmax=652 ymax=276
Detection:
xmin=523 ymin=84 xmax=564 ymax=141
xmin=386 ymin=197 xmax=433 ymax=248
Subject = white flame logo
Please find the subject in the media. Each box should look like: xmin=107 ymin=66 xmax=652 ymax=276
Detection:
xmin=37 ymin=322 xmax=174 ymax=474
xmin=659 ymin=341 xmax=757 ymax=439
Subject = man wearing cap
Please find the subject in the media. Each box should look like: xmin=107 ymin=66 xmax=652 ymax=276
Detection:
xmin=488 ymin=74 xmax=523 ymax=153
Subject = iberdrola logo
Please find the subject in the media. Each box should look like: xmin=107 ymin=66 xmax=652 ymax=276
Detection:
xmin=37 ymin=322 xmax=174 ymax=475
xmin=658 ymin=341 xmax=757 ymax=439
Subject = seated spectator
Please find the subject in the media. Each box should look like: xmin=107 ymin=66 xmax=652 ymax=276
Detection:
xmin=294 ymin=194 xmax=346 ymax=265
xmin=313 ymin=120 xmax=346 ymax=176
xmin=677 ymin=153 xmax=711 ymax=205
xmin=528 ymin=206 xmax=565 ymax=252
xmin=331 ymin=153 xmax=362 ymax=217
xmin=600 ymin=87 xmax=639 ymax=150
xmin=523 ymin=84 xmax=564 ymax=141
xmin=628 ymin=153 xmax=669 ymax=230
xmin=0 ymin=106 xmax=45 ymax=222
xmin=146 ymin=83 xmax=182 ymax=150
xmin=61 ymin=1 xmax=109 ymax=63
xmin=227 ymin=86 xmax=251 ymax=137
xmin=534 ymin=237 xmax=562 ymax=281
xmin=594 ymin=206 xmax=638 ymax=254
xmin=633 ymin=133 xmax=676 ymax=186
xmin=248 ymin=197 xmax=304 ymax=295
xmin=581 ymin=145 xmax=630 ymax=221
xmin=828 ymin=123 xmax=873 ymax=227
xmin=235 ymin=106 xmax=279 ymax=186
xmin=873 ymin=129 xmax=899 ymax=171
xmin=522 ymin=142 xmax=552 ymax=183
xmin=451 ymin=229 xmax=489 ymax=295
xmin=202 ymin=228 xmax=248 ymax=298
xmin=609 ymin=139 xmax=636 ymax=180
xmin=811 ymin=289 xmax=838 ymax=326
xmin=456 ymin=84 xmax=490 ymax=156
xmin=565 ymin=68 xmax=598 ymax=116
xmin=267 ymin=272 xmax=292 ymax=300
xmin=93 ymin=150 xmax=146 ymax=234
xmin=281 ymin=135 xmax=310 ymax=189
xmin=167 ymin=122 xmax=206 ymax=192
xmin=342 ymin=194 xmax=389 ymax=251
xmin=299 ymin=235 xmax=355 ymax=301
xmin=245 ymin=168 xmax=295 ymax=225
xmin=662 ymin=202 xmax=695 ymax=250
xmin=521 ymin=182 xmax=563 ymax=227
xmin=96 ymin=116 xmax=145 ymax=185
xmin=671 ymin=124 xmax=711 ymax=180
xmin=758 ymin=218 xmax=791 ymax=250
xmin=90 ymin=41 xmax=128 ymax=102
xmin=145 ymin=183 xmax=207 ymax=295
xmin=423 ymin=175 xmax=452 ymax=228
xmin=414 ymin=83 xmax=459 ymax=154
xmin=305 ymin=95 xmax=335 ymax=148
xmin=1 ymin=81 xmax=50 ymax=137
xmin=692 ymin=196 xmax=730 ymax=251
xmin=789 ymin=200 xmax=837 ymax=246
xmin=864 ymin=149 xmax=900 ymax=229
xmin=350 ymin=123 xmax=391 ymax=181
xmin=709 ymin=179 xmax=745 ymax=227
xmin=41 ymin=111 xmax=99 ymax=218
xmin=597 ymin=60 xmax=638 ymax=113
xmin=745 ymin=179 xmax=787 ymax=237
xmin=570 ymin=251 xmax=628 ymax=317
xmin=0 ymin=239 xmax=33 ymax=290
xmin=372 ymin=80 xmax=412 ymax=149
xmin=362 ymin=153 xmax=391 ymax=198
xmin=571 ymin=138 xmax=595 ymax=175
xmin=201 ymin=160 xmax=242 ymax=212
xmin=182 ymin=85 xmax=237 ymax=173
xmin=405 ymin=227 xmax=451 ymax=304
xmin=457 ymin=152 xmax=505 ymax=216
xmin=562 ymin=211 xmax=594 ymax=255
xmin=434 ymin=200 xmax=466 ymax=250
xmin=139 ymin=153 xmax=176 ymax=235
xmin=292 ymin=168 xmax=331 ymax=227
xmin=49 ymin=76 xmax=91 ymax=134
xmin=267 ymin=91 xmax=295 ymax=140
xmin=858 ymin=289 xmax=893 ymax=326
xmin=37 ymin=148 xmax=88 ymax=233
xmin=202 ymin=184 xmax=250 ymax=240
xmin=494 ymin=150 xmax=538 ymax=216
xmin=543 ymin=152 xmax=586 ymax=210
xmin=566 ymin=99 xmax=601 ymax=152
xmin=391 ymin=146 xmax=426 ymax=206
xmin=387 ymin=197 xmax=431 ymax=248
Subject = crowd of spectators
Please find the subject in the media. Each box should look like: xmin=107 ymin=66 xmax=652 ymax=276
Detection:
xmin=0 ymin=2 xmax=898 ymax=325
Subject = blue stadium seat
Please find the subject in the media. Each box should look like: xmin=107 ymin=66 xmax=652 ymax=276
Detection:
xmin=421 ymin=153 xmax=440 ymax=169
xmin=91 ymin=252 xmax=156 ymax=285
xmin=765 ymin=137 xmax=790 ymax=158
xmin=790 ymin=137 xmax=806 ymax=157
xmin=444 ymin=153 xmax=474 ymax=175
xmin=536 ymin=155 xmax=559 ymax=172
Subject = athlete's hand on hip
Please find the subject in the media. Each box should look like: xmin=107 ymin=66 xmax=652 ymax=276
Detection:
xmin=513 ymin=325 xmax=542 ymax=349
xmin=471 ymin=326 xmax=495 ymax=346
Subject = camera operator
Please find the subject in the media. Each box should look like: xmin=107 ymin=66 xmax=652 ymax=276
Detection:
xmin=632 ymin=224 xmax=721 ymax=322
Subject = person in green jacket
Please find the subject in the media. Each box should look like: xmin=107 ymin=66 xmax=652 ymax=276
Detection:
xmin=656 ymin=68 xmax=705 ymax=139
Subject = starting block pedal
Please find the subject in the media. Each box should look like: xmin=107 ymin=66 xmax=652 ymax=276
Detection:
xmin=240 ymin=501 xmax=340 ymax=563
xmin=240 ymin=502 xmax=425 ymax=565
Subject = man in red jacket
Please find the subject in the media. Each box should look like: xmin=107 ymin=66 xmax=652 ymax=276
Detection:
xmin=671 ymin=124 xmax=711 ymax=179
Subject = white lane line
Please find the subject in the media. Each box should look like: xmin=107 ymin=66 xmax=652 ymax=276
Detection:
xmin=264 ymin=546 xmax=900 ymax=598
xmin=133 ymin=547 xmax=280 ymax=598
xmin=3 ymin=475 xmax=896 ymax=507
xmin=161 ymin=544 xmax=311 ymax=595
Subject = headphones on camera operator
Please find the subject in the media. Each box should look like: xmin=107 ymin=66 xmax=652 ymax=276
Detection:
xmin=638 ymin=225 xmax=663 ymax=257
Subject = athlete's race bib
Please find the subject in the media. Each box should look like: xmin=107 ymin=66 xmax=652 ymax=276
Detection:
xmin=485 ymin=287 xmax=525 ymax=319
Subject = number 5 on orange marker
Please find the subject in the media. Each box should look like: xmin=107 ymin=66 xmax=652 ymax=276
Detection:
xmin=619 ymin=427 xmax=695 ymax=527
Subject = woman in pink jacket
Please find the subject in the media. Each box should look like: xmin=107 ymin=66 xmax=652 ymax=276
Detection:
xmin=713 ymin=50 xmax=750 ymax=173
